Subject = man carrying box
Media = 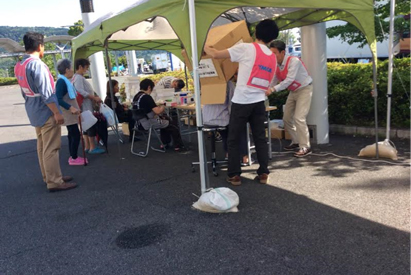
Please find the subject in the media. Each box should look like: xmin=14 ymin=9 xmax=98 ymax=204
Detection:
xmin=266 ymin=40 xmax=313 ymax=157
xmin=204 ymin=19 xmax=279 ymax=186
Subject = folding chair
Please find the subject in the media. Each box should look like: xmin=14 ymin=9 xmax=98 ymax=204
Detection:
xmin=110 ymin=114 xmax=124 ymax=144
xmin=130 ymin=109 xmax=166 ymax=157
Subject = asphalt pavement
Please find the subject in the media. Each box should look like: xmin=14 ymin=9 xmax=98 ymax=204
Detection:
xmin=0 ymin=84 xmax=410 ymax=275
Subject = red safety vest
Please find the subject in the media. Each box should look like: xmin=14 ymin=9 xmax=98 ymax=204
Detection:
xmin=14 ymin=57 xmax=55 ymax=97
xmin=275 ymin=56 xmax=309 ymax=91
xmin=246 ymin=43 xmax=277 ymax=90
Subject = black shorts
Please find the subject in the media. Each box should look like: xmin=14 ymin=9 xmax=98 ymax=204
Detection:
xmin=83 ymin=124 xmax=97 ymax=137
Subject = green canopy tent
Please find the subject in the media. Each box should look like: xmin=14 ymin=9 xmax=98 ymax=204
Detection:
xmin=72 ymin=1 xmax=376 ymax=61
xmin=71 ymin=0 xmax=377 ymax=193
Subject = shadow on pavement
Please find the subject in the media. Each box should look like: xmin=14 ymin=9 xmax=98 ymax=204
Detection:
xmin=0 ymin=133 xmax=409 ymax=274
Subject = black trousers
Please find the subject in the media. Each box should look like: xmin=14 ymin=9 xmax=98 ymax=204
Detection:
xmin=228 ymin=101 xmax=269 ymax=177
xmin=219 ymin=126 xmax=247 ymax=156
xmin=67 ymin=124 xmax=81 ymax=159
xmin=160 ymin=112 xmax=184 ymax=148
xmin=160 ymin=117 xmax=184 ymax=148
xmin=118 ymin=110 xmax=135 ymax=141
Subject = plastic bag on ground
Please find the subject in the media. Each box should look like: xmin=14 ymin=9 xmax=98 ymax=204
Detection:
xmin=192 ymin=187 xmax=239 ymax=213
xmin=358 ymin=140 xmax=398 ymax=160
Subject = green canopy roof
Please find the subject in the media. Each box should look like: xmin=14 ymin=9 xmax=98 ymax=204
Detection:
xmin=72 ymin=0 xmax=376 ymax=62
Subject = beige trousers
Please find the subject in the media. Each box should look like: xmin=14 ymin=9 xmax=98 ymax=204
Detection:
xmin=35 ymin=116 xmax=64 ymax=188
xmin=283 ymin=84 xmax=313 ymax=149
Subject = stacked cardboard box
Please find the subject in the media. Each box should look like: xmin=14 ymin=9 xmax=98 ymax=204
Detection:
xmin=182 ymin=20 xmax=253 ymax=104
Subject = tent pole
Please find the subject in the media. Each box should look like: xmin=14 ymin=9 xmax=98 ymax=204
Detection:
xmin=372 ymin=57 xmax=379 ymax=158
xmin=184 ymin=62 xmax=189 ymax=92
xmin=385 ymin=0 xmax=395 ymax=141
xmin=104 ymin=43 xmax=122 ymax=157
xmin=188 ymin=0 xmax=209 ymax=193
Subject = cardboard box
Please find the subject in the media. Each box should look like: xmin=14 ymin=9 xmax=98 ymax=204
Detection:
xmin=271 ymin=127 xmax=284 ymax=139
xmin=121 ymin=122 xmax=130 ymax=136
xmin=182 ymin=20 xmax=252 ymax=104
xmin=182 ymin=116 xmax=196 ymax=126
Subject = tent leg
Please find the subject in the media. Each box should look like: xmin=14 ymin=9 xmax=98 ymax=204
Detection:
xmin=372 ymin=57 xmax=379 ymax=159
xmin=188 ymin=0 xmax=209 ymax=193
xmin=385 ymin=0 xmax=395 ymax=142
xmin=104 ymin=44 xmax=123 ymax=158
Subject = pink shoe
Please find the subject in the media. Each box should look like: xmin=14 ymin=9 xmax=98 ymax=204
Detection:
xmin=69 ymin=157 xmax=88 ymax=166
xmin=76 ymin=156 xmax=88 ymax=164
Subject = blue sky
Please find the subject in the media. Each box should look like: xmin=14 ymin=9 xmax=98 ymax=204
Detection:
xmin=0 ymin=0 xmax=138 ymax=27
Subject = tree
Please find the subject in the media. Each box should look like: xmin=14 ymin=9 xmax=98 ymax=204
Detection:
xmin=277 ymin=30 xmax=297 ymax=45
xmin=326 ymin=0 xmax=410 ymax=48
xmin=68 ymin=20 xmax=84 ymax=36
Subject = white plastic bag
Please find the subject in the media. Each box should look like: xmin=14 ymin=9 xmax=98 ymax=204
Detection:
xmin=100 ymin=103 xmax=116 ymax=127
xmin=192 ymin=187 xmax=239 ymax=213
xmin=80 ymin=110 xmax=97 ymax=131
xmin=358 ymin=140 xmax=398 ymax=160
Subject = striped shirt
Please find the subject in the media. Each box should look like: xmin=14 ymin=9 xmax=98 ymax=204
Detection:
xmin=151 ymin=76 xmax=177 ymax=101
xmin=202 ymin=80 xmax=235 ymax=126
xmin=156 ymin=76 xmax=176 ymax=89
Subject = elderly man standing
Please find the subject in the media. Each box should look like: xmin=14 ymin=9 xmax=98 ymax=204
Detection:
xmin=267 ymin=40 xmax=313 ymax=157
xmin=14 ymin=32 xmax=77 ymax=192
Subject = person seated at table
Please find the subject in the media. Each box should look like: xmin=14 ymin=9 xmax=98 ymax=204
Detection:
xmin=202 ymin=72 xmax=249 ymax=164
xmin=104 ymin=80 xmax=135 ymax=142
xmin=132 ymin=79 xmax=185 ymax=151
xmin=151 ymin=76 xmax=185 ymax=101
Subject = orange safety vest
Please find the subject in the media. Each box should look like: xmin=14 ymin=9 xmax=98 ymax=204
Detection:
xmin=275 ymin=56 xmax=309 ymax=91
xmin=246 ymin=43 xmax=277 ymax=90
xmin=14 ymin=57 xmax=55 ymax=97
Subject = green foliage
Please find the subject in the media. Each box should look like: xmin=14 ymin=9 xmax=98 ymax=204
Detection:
xmin=268 ymin=58 xmax=411 ymax=128
xmin=0 ymin=26 xmax=68 ymax=52
xmin=68 ymin=20 xmax=84 ymax=37
xmin=118 ymin=55 xmax=127 ymax=66
xmin=326 ymin=0 xmax=410 ymax=47
xmin=277 ymin=30 xmax=297 ymax=44
xmin=41 ymin=42 xmax=62 ymax=78
xmin=0 ymin=77 xmax=17 ymax=85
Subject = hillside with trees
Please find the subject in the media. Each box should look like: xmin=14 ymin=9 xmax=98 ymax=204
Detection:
xmin=0 ymin=26 xmax=69 ymax=50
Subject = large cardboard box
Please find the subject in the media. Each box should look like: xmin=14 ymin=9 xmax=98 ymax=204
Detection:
xmin=121 ymin=122 xmax=130 ymax=136
xmin=182 ymin=20 xmax=252 ymax=104
xmin=271 ymin=127 xmax=284 ymax=139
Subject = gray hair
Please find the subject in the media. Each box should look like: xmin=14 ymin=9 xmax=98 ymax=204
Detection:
xmin=57 ymin=59 xmax=72 ymax=75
